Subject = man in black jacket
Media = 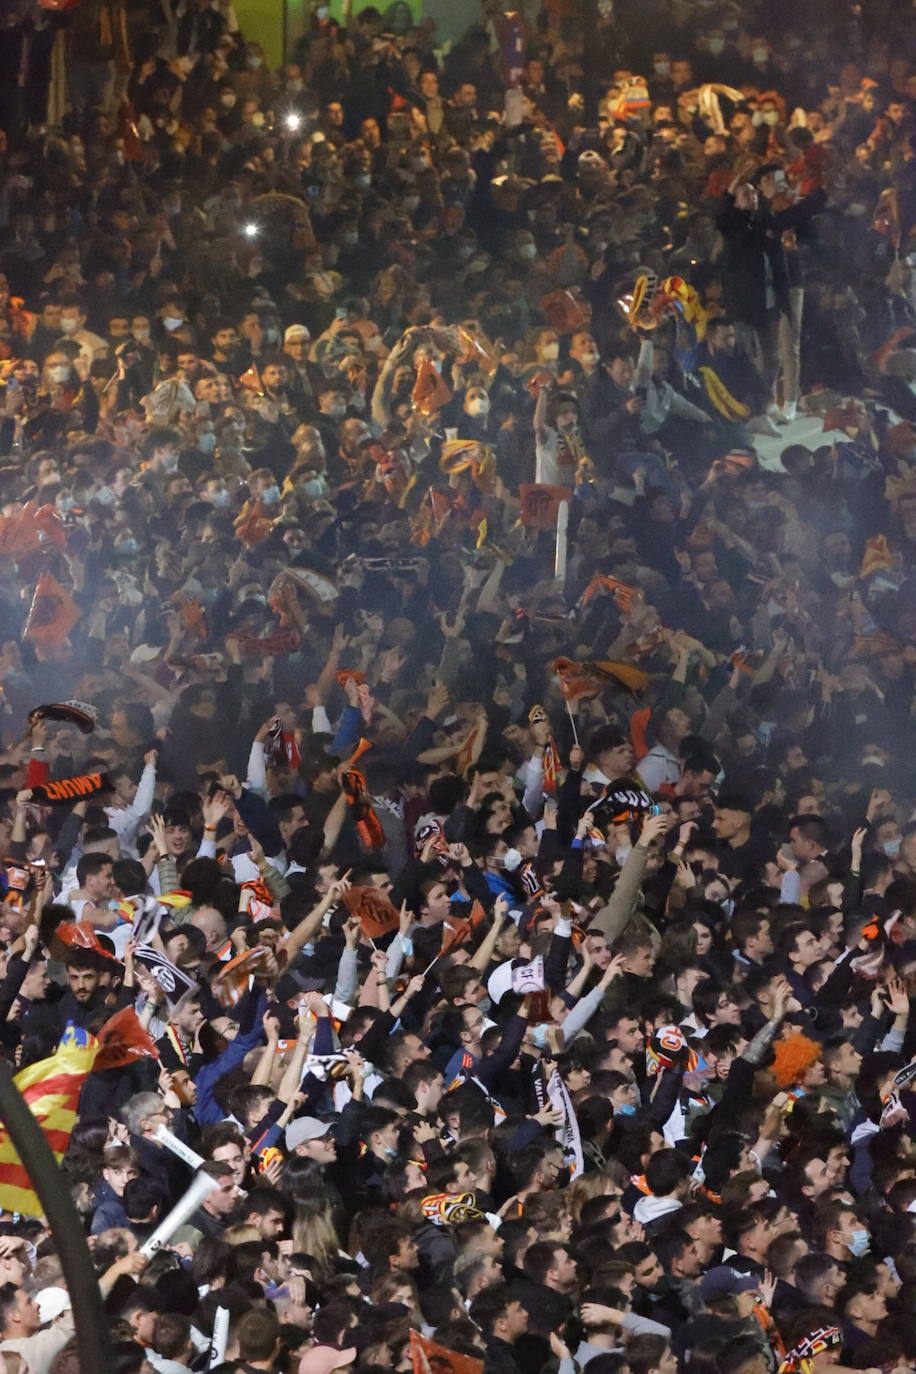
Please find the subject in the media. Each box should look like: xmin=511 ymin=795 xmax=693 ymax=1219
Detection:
xmin=716 ymin=171 xmax=826 ymax=406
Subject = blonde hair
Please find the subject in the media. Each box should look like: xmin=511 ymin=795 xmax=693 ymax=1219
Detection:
xmin=566 ymin=1172 xmax=616 ymax=1227
xmin=291 ymin=1196 xmax=341 ymax=1274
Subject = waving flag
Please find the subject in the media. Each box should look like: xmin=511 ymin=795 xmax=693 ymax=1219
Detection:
xmin=410 ymin=1330 xmax=483 ymax=1374
xmin=0 ymin=1010 xmax=156 ymax=1216
xmin=23 ymin=573 xmax=80 ymax=650
xmin=135 ymin=944 xmax=198 ymax=1008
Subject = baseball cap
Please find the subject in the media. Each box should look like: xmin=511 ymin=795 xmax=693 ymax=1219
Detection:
xmin=299 ymin=1345 xmax=356 ymax=1374
xmin=286 ymin=1117 xmax=332 ymax=1152
xmin=35 ymin=1287 xmax=71 ymax=1323
xmin=697 ymin=1266 xmax=759 ymax=1303
xmin=275 ymin=971 xmax=325 ymax=1001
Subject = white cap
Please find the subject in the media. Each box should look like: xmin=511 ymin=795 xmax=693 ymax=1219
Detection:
xmin=35 ymin=1287 xmax=71 ymax=1323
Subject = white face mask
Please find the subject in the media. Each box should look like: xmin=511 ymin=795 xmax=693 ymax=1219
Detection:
xmin=59 ymin=318 xmax=79 ymax=335
xmin=163 ymin=315 xmax=183 ymax=331
xmin=581 ymin=351 xmax=599 ymax=368
xmin=49 ymin=364 xmax=70 ymax=383
xmin=250 ymin=112 xmax=266 ymax=127
xmin=762 ymin=110 xmax=779 ymax=125
xmin=402 ymin=195 xmax=420 ymax=213
xmin=353 ymin=174 xmax=372 ymax=191
xmin=247 ymin=54 xmax=263 ymax=69
xmin=752 ymin=47 xmax=769 ymax=63
xmin=518 ymin=242 xmax=537 ymax=259
xmin=708 ymin=37 xmax=725 ymax=53
xmin=220 ymin=93 xmax=236 ymax=108
xmin=503 ymin=847 xmax=522 ymax=872
xmin=467 ymin=396 xmax=489 ymax=417
xmin=132 ymin=328 xmax=150 ymax=342
xmin=541 ymin=342 xmax=559 ymax=361
xmin=654 ymin=61 xmax=671 ymax=75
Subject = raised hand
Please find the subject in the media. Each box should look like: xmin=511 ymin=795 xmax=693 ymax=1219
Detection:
xmin=638 ymin=810 xmax=670 ymax=848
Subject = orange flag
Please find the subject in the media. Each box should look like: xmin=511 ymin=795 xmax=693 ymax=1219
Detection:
xmin=412 ymin=360 xmax=453 ymax=416
xmin=174 ymin=594 xmax=207 ymax=640
xmin=343 ymin=886 xmax=400 ymax=939
xmin=0 ymin=502 xmax=66 ymax=558
xmin=93 ymin=1006 xmax=160 ymax=1072
xmin=215 ymin=947 xmax=268 ymax=1007
xmin=23 ymin=573 xmax=80 ymax=649
xmin=518 ymin=484 xmax=570 ymax=530
xmin=50 ymin=921 xmax=121 ymax=965
xmin=455 ymin=718 xmax=487 ymax=777
xmin=574 ymin=572 xmax=637 ymax=613
xmin=861 ymin=535 xmax=893 ymax=577
xmin=410 ymin=1329 xmax=483 ymax=1374
xmin=234 ymin=501 xmax=274 ymax=548
xmin=539 ymin=288 xmax=590 ymax=335
xmin=440 ymin=899 xmax=488 ymax=956
xmin=237 ymin=363 xmax=263 ymax=394
xmin=553 ymin=656 xmax=649 ymax=700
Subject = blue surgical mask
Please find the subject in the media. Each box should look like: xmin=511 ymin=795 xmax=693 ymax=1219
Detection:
xmin=615 ymin=1102 xmax=636 ymax=1116
xmin=163 ymin=315 xmax=184 ymax=331
xmin=95 ymin=486 xmax=116 ymax=506
xmin=883 ymin=838 xmax=901 ymax=857
xmin=198 ymin=432 xmax=217 ymax=455
xmin=261 ymin=485 xmax=280 ymax=505
xmin=849 ymin=1228 xmax=869 ymax=1258
xmin=303 ymin=476 xmax=328 ymax=500
xmin=209 ymin=488 xmax=230 ymax=507
xmin=117 ymin=538 xmax=139 ymax=556
xmin=530 ymin=1023 xmax=550 ymax=1047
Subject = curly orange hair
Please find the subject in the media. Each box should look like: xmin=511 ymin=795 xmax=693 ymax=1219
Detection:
xmin=771 ymin=1032 xmax=822 ymax=1089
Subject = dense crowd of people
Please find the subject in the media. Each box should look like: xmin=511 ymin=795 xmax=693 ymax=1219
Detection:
xmin=1 ymin=0 xmax=916 ymax=1372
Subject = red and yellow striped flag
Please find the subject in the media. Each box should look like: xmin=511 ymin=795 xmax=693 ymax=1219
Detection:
xmin=0 ymin=1009 xmax=158 ymax=1217
xmin=0 ymin=1038 xmax=98 ymax=1216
